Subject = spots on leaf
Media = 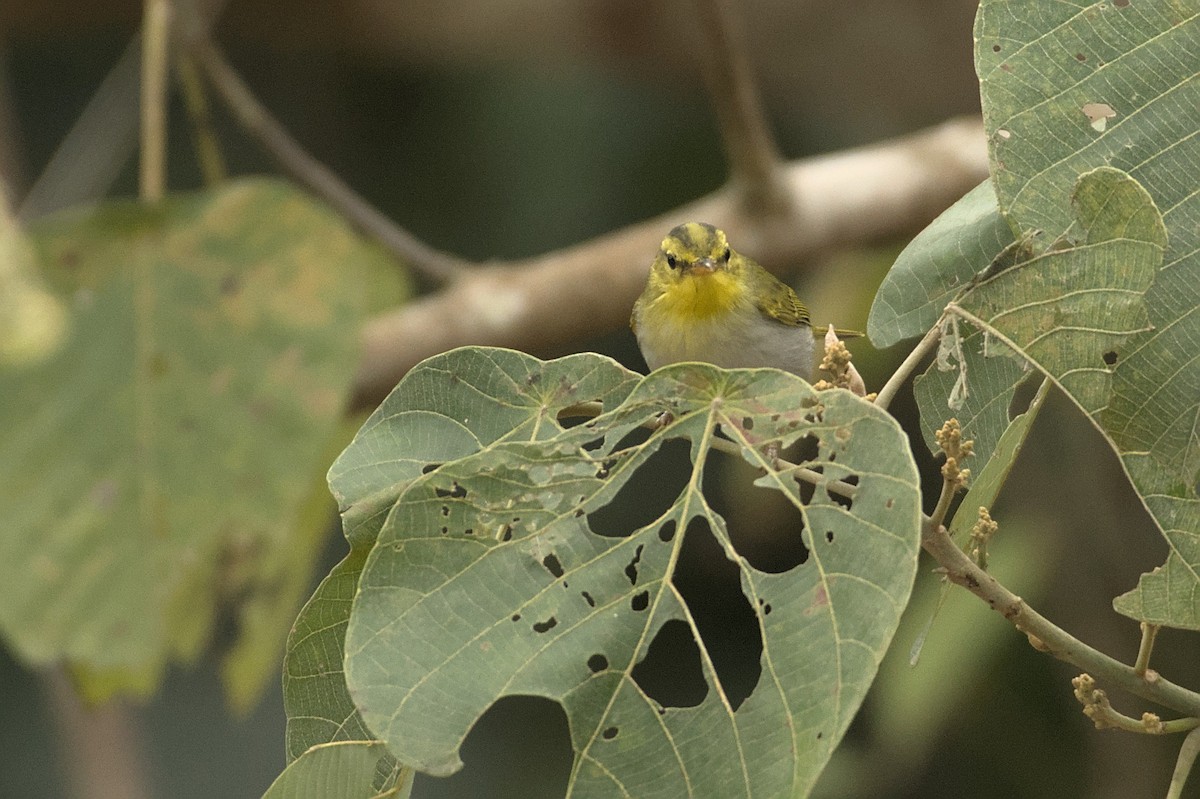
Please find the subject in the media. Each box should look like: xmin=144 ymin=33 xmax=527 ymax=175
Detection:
xmin=435 ymin=482 xmax=467 ymax=499
xmin=1082 ymin=102 xmax=1117 ymax=132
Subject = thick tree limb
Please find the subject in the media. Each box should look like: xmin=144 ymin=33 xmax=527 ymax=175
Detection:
xmin=353 ymin=115 xmax=989 ymax=407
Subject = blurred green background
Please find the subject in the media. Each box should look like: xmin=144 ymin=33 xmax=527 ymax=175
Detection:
xmin=1 ymin=1 xmax=1191 ymax=797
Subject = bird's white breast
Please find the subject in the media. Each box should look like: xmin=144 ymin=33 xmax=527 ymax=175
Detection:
xmin=635 ymin=308 xmax=815 ymax=380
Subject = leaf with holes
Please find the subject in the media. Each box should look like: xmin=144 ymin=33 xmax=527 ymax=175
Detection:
xmin=976 ymin=0 xmax=1200 ymax=629
xmin=344 ymin=360 xmax=921 ymax=797
xmin=284 ymin=348 xmax=639 ymax=768
xmin=913 ymin=322 xmax=1029 ymax=476
xmin=949 ymin=168 xmax=1163 ymax=416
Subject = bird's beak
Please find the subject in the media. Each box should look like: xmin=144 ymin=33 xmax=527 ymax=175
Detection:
xmin=686 ymin=258 xmax=719 ymax=275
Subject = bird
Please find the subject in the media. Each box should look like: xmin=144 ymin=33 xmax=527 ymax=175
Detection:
xmin=631 ymin=222 xmax=821 ymax=379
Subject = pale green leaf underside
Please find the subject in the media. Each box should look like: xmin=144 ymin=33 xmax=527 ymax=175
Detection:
xmin=868 ymin=179 xmax=1016 ymax=348
xmin=0 ymin=179 xmax=366 ymax=696
xmin=343 ymin=356 xmax=921 ymax=798
xmin=284 ymin=349 xmax=639 ymax=761
xmin=976 ymin=0 xmax=1200 ymax=628
xmin=951 ymin=167 xmax=1163 ymax=415
xmin=914 ymin=323 xmax=1028 ymax=476
xmin=949 ymin=378 xmax=1050 ymax=541
xmin=261 ymin=741 xmax=410 ymax=799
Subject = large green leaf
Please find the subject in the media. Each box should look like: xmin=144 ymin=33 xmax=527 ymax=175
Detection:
xmin=867 ymin=179 xmax=1016 ymax=348
xmin=283 ymin=349 xmax=639 ymax=768
xmin=343 ymin=355 xmax=922 ymax=797
xmin=0 ymin=179 xmax=369 ymax=699
xmin=950 ymin=168 xmax=1163 ymax=417
xmin=976 ymin=0 xmax=1200 ymax=628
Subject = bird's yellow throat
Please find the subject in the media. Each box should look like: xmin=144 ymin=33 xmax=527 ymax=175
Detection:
xmin=650 ymin=269 xmax=746 ymax=323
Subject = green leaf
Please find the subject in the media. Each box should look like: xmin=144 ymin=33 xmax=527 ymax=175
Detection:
xmin=948 ymin=378 xmax=1050 ymax=542
xmin=283 ymin=348 xmax=639 ymax=761
xmin=0 ymin=179 xmax=368 ymax=699
xmin=344 ymin=357 xmax=922 ymax=796
xmin=220 ymin=430 xmax=343 ymax=714
xmin=976 ymin=0 xmax=1200 ymax=628
xmin=905 ymin=377 xmax=1048 ymax=669
xmin=262 ymin=741 xmax=411 ymax=799
xmin=913 ymin=322 xmax=1028 ymax=474
xmin=975 ymin=1 xmax=1196 ymax=238
xmin=951 ymin=168 xmax=1163 ymax=417
xmin=867 ymin=179 xmax=1016 ymax=348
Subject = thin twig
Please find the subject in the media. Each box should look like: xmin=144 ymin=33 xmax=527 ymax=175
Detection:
xmin=921 ymin=519 xmax=1200 ymax=719
xmin=928 ymin=470 xmax=958 ymax=533
xmin=1135 ymin=622 xmax=1160 ymax=678
xmin=22 ymin=35 xmax=145 ymax=219
xmin=174 ymin=54 xmax=225 ymax=185
xmin=188 ymin=39 xmax=467 ymax=285
xmin=140 ymin=0 xmax=172 ymax=202
xmin=873 ymin=318 xmax=942 ymax=411
xmin=1168 ymin=726 xmax=1200 ymax=799
xmin=353 ymin=116 xmax=988 ymax=407
xmin=692 ymin=0 xmax=788 ymax=214
xmin=1072 ymin=674 xmax=1199 ymax=735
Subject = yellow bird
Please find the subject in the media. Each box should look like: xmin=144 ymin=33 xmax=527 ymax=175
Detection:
xmin=631 ymin=222 xmax=821 ymax=378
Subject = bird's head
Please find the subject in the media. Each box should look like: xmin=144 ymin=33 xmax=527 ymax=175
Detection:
xmin=644 ymin=222 xmax=748 ymax=320
xmin=651 ymin=222 xmax=735 ymax=282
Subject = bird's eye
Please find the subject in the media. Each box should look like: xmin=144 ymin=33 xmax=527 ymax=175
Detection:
xmin=666 ymin=254 xmax=677 ymax=269
xmin=722 ymin=247 xmax=731 ymax=261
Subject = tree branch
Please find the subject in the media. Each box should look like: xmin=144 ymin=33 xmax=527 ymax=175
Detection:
xmin=46 ymin=669 xmax=152 ymax=799
xmin=188 ymin=38 xmax=468 ymax=285
xmin=921 ymin=519 xmax=1200 ymax=719
xmin=352 ymin=115 xmax=988 ymax=407
xmin=873 ymin=318 xmax=942 ymax=411
xmin=692 ymin=0 xmax=788 ymax=214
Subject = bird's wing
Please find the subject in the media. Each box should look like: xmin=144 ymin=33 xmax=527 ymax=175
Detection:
xmin=755 ymin=272 xmax=812 ymax=328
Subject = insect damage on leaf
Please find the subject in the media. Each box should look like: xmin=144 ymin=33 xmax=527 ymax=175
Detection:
xmin=338 ymin=350 xmax=922 ymax=797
